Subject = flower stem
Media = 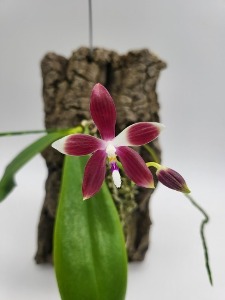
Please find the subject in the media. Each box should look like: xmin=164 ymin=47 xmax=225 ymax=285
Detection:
xmin=146 ymin=161 xmax=161 ymax=169
xmin=185 ymin=193 xmax=213 ymax=285
xmin=143 ymin=144 xmax=160 ymax=163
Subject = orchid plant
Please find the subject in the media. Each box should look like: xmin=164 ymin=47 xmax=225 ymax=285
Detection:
xmin=0 ymin=83 xmax=212 ymax=300
xmin=52 ymin=83 xmax=189 ymax=200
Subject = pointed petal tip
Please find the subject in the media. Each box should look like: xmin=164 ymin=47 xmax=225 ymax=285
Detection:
xmin=149 ymin=181 xmax=155 ymax=189
xmin=92 ymin=83 xmax=108 ymax=97
xmin=143 ymin=177 xmax=155 ymax=189
xmin=52 ymin=137 xmax=66 ymax=154
xmin=93 ymin=82 xmax=103 ymax=89
xmin=183 ymin=185 xmax=191 ymax=194
xmin=143 ymin=176 xmax=155 ymax=189
xmin=139 ymin=179 xmax=155 ymax=189
xmin=151 ymin=122 xmax=165 ymax=134
xmin=83 ymin=196 xmax=89 ymax=201
xmin=158 ymin=123 xmax=165 ymax=131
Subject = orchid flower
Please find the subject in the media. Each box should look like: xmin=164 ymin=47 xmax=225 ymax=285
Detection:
xmin=52 ymin=83 xmax=164 ymax=200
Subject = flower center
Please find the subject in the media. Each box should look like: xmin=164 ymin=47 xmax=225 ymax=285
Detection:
xmin=106 ymin=143 xmax=116 ymax=158
xmin=106 ymin=143 xmax=121 ymax=188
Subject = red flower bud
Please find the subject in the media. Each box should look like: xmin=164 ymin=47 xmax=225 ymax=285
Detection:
xmin=156 ymin=167 xmax=190 ymax=193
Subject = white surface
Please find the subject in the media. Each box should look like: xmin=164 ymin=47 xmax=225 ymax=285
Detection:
xmin=0 ymin=0 xmax=225 ymax=299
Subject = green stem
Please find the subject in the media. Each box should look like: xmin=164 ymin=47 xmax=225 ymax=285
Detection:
xmin=0 ymin=130 xmax=48 ymax=136
xmin=143 ymin=144 xmax=160 ymax=163
xmin=185 ymin=194 xmax=213 ymax=285
xmin=0 ymin=127 xmax=83 ymax=137
xmin=146 ymin=162 xmax=161 ymax=169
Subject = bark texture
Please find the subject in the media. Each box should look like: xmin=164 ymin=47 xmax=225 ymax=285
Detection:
xmin=35 ymin=47 xmax=166 ymax=264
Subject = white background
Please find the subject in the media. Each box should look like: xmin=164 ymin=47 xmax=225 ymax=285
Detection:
xmin=0 ymin=0 xmax=225 ymax=299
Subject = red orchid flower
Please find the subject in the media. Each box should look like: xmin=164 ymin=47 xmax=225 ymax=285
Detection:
xmin=52 ymin=83 xmax=164 ymax=200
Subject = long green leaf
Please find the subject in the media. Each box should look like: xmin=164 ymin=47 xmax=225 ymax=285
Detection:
xmin=0 ymin=127 xmax=82 ymax=202
xmin=54 ymin=155 xmax=127 ymax=300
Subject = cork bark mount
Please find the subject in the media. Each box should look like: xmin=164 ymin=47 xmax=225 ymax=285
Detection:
xmin=35 ymin=47 xmax=166 ymax=264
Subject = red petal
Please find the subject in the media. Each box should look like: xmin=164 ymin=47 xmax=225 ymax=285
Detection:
xmin=82 ymin=150 xmax=107 ymax=200
xmin=52 ymin=134 xmax=105 ymax=156
xmin=116 ymin=146 xmax=154 ymax=188
xmin=113 ymin=122 xmax=164 ymax=147
xmin=90 ymin=83 xmax=116 ymax=141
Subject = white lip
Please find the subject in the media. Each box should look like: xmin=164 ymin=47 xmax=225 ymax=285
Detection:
xmin=112 ymin=169 xmax=122 ymax=188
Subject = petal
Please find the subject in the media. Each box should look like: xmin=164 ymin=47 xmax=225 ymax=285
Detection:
xmin=113 ymin=122 xmax=164 ymax=147
xmin=52 ymin=134 xmax=105 ymax=156
xmin=90 ymin=83 xmax=116 ymax=141
xmin=156 ymin=167 xmax=191 ymax=193
xmin=82 ymin=150 xmax=107 ymax=200
xmin=116 ymin=146 xmax=154 ymax=188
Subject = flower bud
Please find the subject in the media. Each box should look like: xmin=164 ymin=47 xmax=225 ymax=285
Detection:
xmin=156 ymin=167 xmax=190 ymax=193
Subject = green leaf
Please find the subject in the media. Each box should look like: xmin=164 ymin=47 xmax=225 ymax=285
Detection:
xmin=0 ymin=127 xmax=82 ymax=202
xmin=54 ymin=155 xmax=127 ymax=300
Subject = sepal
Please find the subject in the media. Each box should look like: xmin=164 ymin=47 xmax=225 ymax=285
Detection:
xmin=90 ymin=83 xmax=116 ymax=141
